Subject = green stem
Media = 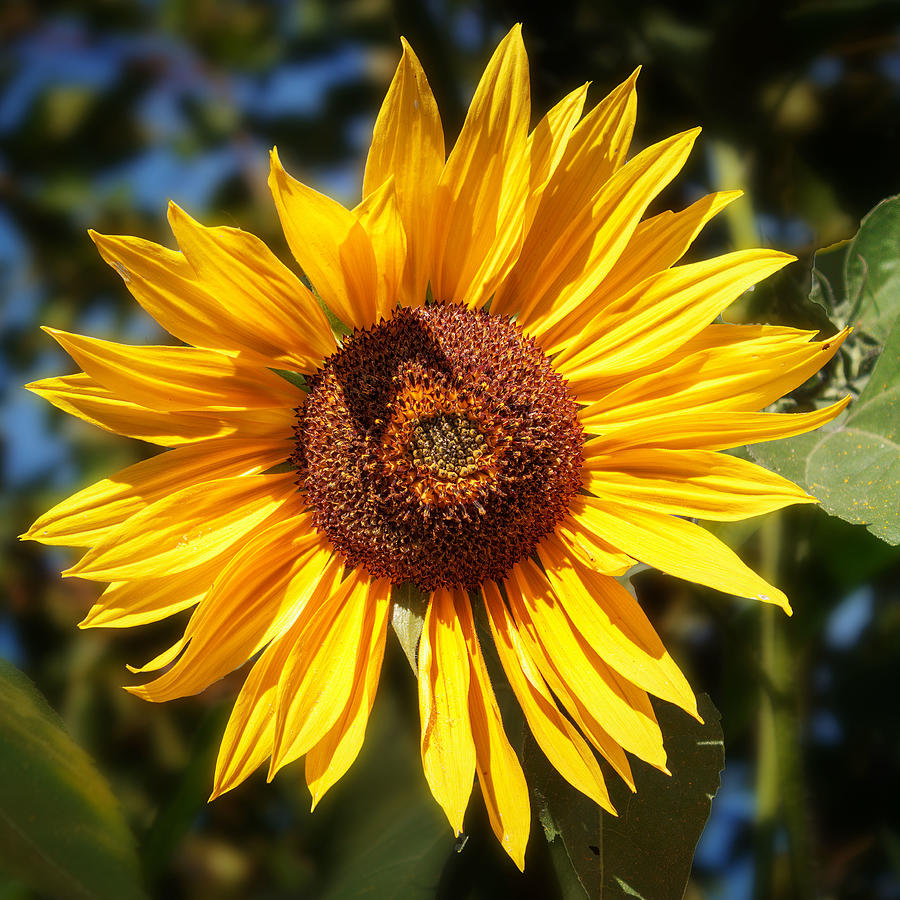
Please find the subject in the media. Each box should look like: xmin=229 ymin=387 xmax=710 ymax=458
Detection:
xmin=753 ymin=513 xmax=815 ymax=900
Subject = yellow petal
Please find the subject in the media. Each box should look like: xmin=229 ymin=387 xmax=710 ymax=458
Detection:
xmin=483 ymin=582 xmax=615 ymax=813
xmin=363 ymin=37 xmax=444 ymax=306
xmin=27 ymin=373 xmax=293 ymax=446
xmin=555 ymin=518 xmax=636 ymax=575
xmin=538 ymin=535 xmax=698 ymax=716
xmin=430 ymin=24 xmax=531 ymax=309
xmin=507 ymin=559 xmax=667 ymax=770
xmin=538 ymin=189 xmax=741 ymax=352
xmin=24 ymin=438 xmax=288 ymax=548
xmin=66 ymin=473 xmax=298 ymax=581
xmin=269 ymin=569 xmax=375 ymax=776
xmin=211 ymin=631 xmax=290 ymax=799
xmin=579 ymin=327 xmax=849 ymax=418
xmin=493 ymin=69 xmax=638 ymax=319
xmin=165 ymin=203 xmax=335 ymax=366
xmin=571 ymin=494 xmax=792 ymax=612
xmin=305 ymin=578 xmax=392 ymax=808
xmin=571 ymin=320 xmax=815 ymax=401
xmin=80 ymin=561 xmax=220 ymax=629
xmin=583 ymin=395 xmax=851 ymax=453
xmin=353 ymin=177 xmax=407 ymax=319
xmin=520 ymin=83 xmax=590 ymax=231
xmin=557 ymin=250 xmax=794 ymax=387
xmin=128 ymin=515 xmax=339 ymax=703
xmin=268 ymin=148 xmax=378 ymax=330
xmin=418 ymin=587 xmax=476 ymax=835
xmin=126 ymin=636 xmax=187 ymax=674
xmin=46 ymin=328 xmax=301 ymax=412
xmin=502 ymin=569 xmax=636 ymax=788
xmin=519 ymin=131 xmax=699 ymax=338
xmin=89 ymin=229 xmax=328 ymax=370
xmin=584 ymin=448 xmax=815 ymax=521
xmin=456 ymin=590 xmax=530 ymax=870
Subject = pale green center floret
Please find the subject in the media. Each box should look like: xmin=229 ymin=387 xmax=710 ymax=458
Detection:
xmin=410 ymin=413 xmax=487 ymax=482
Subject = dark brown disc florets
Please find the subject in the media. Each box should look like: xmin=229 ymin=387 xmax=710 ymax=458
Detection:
xmin=293 ymin=304 xmax=583 ymax=591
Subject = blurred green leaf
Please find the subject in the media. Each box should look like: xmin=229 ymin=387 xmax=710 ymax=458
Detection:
xmin=317 ymin=692 xmax=453 ymax=899
xmin=752 ymin=320 xmax=900 ymax=545
xmin=321 ymin=800 xmax=452 ymax=900
xmin=528 ymin=694 xmax=723 ymax=899
xmin=141 ymin=704 xmax=230 ymax=880
xmin=0 ymin=660 xmax=146 ymax=900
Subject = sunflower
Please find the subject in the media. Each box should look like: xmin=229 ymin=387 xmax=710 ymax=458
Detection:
xmin=24 ymin=25 xmax=849 ymax=869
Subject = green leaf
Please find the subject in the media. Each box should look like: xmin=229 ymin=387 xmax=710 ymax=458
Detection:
xmin=752 ymin=319 xmax=900 ymax=545
xmin=808 ymin=195 xmax=900 ymax=342
xmin=601 ymin=694 xmax=724 ymax=899
xmin=390 ymin=582 xmax=429 ymax=672
xmin=842 ymin=195 xmax=900 ymax=342
xmin=0 ymin=660 xmax=146 ymax=900
xmin=750 ymin=195 xmax=900 ymax=545
xmin=526 ymin=732 xmax=604 ymax=898
xmin=270 ymin=368 xmax=309 ymax=391
xmin=528 ymin=694 xmax=723 ymax=899
xmin=318 ymin=692 xmax=454 ymax=899
xmin=140 ymin=704 xmax=230 ymax=880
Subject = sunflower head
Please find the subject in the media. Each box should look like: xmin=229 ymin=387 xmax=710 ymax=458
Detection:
xmin=23 ymin=23 xmax=850 ymax=873
xmin=293 ymin=303 xmax=583 ymax=590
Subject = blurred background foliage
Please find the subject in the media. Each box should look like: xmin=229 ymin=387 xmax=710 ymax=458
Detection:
xmin=2 ymin=0 xmax=900 ymax=897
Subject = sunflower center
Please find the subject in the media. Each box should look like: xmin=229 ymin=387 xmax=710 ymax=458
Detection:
xmin=292 ymin=304 xmax=583 ymax=591
xmin=409 ymin=413 xmax=484 ymax=480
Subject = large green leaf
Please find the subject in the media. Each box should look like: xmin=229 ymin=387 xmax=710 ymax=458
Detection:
xmin=838 ymin=196 xmax=900 ymax=343
xmin=529 ymin=694 xmax=723 ymax=899
xmin=527 ymin=733 xmax=604 ymax=897
xmin=750 ymin=195 xmax=900 ymax=545
xmin=807 ymin=195 xmax=900 ymax=341
xmin=752 ymin=320 xmax=900 ymax=545
xmin=0 ymin=660 xmax=146 ymax=900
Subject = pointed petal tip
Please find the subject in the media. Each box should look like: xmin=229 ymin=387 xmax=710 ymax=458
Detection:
xmin=166 ymin=199 xmax=189 ymax=226
xmin=508 ymin=847 xmax=526 ymax=872
xmin=86 ymin=227 xmax=105 ymax=246
xmin=122 ymin=683 xmax=148 ymax=700
xmin=269 ymin=146 xmax=285 ymax=172
xmin=265 ymin=754 xmax=281 ymax=783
